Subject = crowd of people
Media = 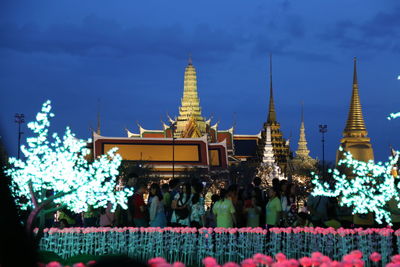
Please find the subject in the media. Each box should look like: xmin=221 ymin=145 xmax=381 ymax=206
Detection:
xmin=47 ymin=176 xmax=383 ymax=230
xmin=43 ymin=175 xmax=400 ymax=230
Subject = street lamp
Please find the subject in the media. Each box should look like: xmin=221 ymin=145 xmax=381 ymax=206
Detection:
xmin=319 ymin=124 xmax=327 ymax=180
xmin=15 ymin=113 xmax=25 ymax=159
xmin=170 ymin=121 xmax=177 ymax=179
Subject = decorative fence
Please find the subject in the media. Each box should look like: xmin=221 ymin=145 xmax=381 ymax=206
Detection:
xmin=38 ymin=227 xmax=400 ymax=266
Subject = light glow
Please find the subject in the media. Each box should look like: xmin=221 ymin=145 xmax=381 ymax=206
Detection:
xmin=6 ymin=100 xmax=134 ymax=215
xmin=312 ymin=146 xmax=399 ymax=225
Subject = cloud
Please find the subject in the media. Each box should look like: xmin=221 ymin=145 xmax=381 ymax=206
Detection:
xmin=0 ymin=15 xmax=240 ymax=62
xmin=251 ymin=35 xmax=334 ymax=63
xmin=317 ymin=7 xmax=400 ymax=53
xmin=285 ymin=15 xmax=305 ymax=38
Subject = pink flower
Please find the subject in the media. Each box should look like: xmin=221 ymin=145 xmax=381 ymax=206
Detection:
xmin=222 ymin=262 xmax=239 ymax=267
xmin=86 ymin=261 xmax=96 ymax=266
xmin=311 ymin=252 xmax=324 ymax=259
xmin=172 ymin=262 xmax=186 ymax=267
xmin=320 ymin=256 xmax=331 ymax=263
xmin=287 ymin=259 xmax=300 ymax=267
xmin=369 ymin=252 xmax=381 ymax=262
xmin=341 ymin=260 xmax=353 ymax=267
xmin=275 ymin=253 xmax=287 ymax=262
xmin=392 ymin=255 xmax=400 ymax=263
xmin=148 ymin=257 xmax=167 ymax=267
xmin=299 ymin=257 xmax=312 ymax=267
xmin=253 ymin=254 xmax=274 ymax=265
xmin=241 ymin=258 xmax=256 ymax=267
xmin=352 ymin=259 xmax=364 ymax=267
xmin=73 ymin=263 xmax=86 ymax=267
xmin=46 ymin=262 xmax=63 ymax=267
xmin=329 ymin=261 xmax=343 ymax=267
xmin=203 ymin=257 xmax=218 ymax=267
xmin=342 ymin=254 xmax=355 ymax=262
xmin=310 ymin=257 xmax=322 ymax=266
xmin=350 ymin=250 xmax=363 ymax=259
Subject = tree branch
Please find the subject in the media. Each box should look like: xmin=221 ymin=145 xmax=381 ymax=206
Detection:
xmin=28 ymin=181 xmax=38 ymax=208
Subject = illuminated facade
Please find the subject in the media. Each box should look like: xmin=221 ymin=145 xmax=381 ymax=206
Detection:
xmin=92 ymin=58 xmax=233 ymax=177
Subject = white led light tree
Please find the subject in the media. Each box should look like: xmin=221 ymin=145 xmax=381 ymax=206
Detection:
xmin=6 ymin=100 xmax=134 ymax=233
xmin=311 ymin=147 xmax=399 ymax=225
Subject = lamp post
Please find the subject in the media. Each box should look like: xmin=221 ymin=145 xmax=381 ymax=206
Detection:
xmin=319 ymin=124 xmax=327 ymax=180
xmin=170 ymin=122 xmax=177 ymax=179
xmin=15 ymin=113 xmax=25 ymax=159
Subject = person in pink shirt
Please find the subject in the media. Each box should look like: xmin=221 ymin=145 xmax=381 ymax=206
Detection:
xmin=99 ymin=202 xmax=115 ymax=227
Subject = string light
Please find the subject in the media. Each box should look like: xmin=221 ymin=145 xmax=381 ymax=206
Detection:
xmin=6 ymin=100 xmax=134 ymax=215
xmin=312 ymin=147 xmax=399 ymax=225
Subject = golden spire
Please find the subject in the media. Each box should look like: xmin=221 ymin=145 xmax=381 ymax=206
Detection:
xmin=343 ymin=57 xmax=368 ymax=138
xmin=175 ymin=57 xmax=206 ymax=137
xmin=267 ymin=54 xmax=277 ymax=123
xmin=296 ymin=103 xmax=310 ymax=158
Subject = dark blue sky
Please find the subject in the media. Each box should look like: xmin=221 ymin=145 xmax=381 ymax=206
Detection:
xmin=1 ymin=0 xmax=399 ymax=162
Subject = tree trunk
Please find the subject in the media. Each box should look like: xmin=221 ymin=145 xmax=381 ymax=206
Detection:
xmin=26 ymin=206 xmax=42 ymax=234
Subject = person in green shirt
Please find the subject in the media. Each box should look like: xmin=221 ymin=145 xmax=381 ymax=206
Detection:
xmin=213 ymin=189 xmax=236 ymax=228
xmin=265 ymin=188 xmax=282 ymax=227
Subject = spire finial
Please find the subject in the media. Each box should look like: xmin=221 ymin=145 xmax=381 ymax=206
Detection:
xmin=269 ymin=53 xmax=273 ymax=91
xmin=96 ymin=99 xmax=101 ymax=135
xmin=353 ymin=57 xmax=358 ymax=85
xmin=188 ymin=53 xmax=192 ymax=65
xmin=301 ymin=101 xmax=304 ymax=123
xmin=267 ymin=53 xmax=277 ymax=123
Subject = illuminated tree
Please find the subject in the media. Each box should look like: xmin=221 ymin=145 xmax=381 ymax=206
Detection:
xmin=312 ymin=147 xmax=399 ymax=224
xmin=6 ymin=100 xmax=133 ymax=233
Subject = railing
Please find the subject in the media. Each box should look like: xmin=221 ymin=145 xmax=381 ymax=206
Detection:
xmin=37 ymin=227 xmax=398 ymax=266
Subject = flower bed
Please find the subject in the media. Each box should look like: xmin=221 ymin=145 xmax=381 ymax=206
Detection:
xmin=38 ymin=227 xmax=400 ymax=266
xmin=38 ymin=251 xmax=400 ymax=267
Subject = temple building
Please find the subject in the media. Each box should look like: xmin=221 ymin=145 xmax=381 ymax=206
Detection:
xmin=336 ymin=58 xmax=374 ymax=164
xmin=90 ymin=56 xmax=305 ymax=178
xmin=92 ymin=58 xmax=233 ymax=177
xmin=257 ymin=55 xmax=291 ymax=176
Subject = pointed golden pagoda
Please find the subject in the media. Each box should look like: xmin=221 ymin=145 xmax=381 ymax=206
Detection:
xmin=175 ymin=56 xmax=207 ymax=138
xmin=336 ymin=57 xmax=374 ymax=164
xmin=296 ymin=104 xmax=310 ymax=158
xmin=259 ymin=55 xmax=291 ymax=173
xmin=292 ymin=104 xmax=317 ymax=170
